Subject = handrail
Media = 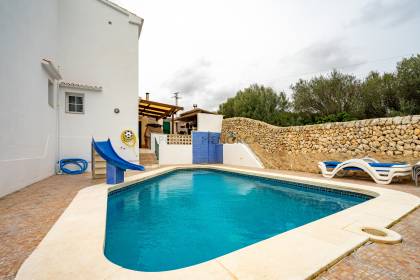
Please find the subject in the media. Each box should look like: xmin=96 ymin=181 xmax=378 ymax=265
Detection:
xmin=155 ymin=138 xmax=159 ymax=160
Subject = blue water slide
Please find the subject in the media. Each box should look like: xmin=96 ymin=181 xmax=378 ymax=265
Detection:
xmin=92 ymin=138 xmax=144 ymax=184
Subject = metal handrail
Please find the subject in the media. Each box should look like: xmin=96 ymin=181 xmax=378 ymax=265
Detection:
xmin=154 ymin=138 xmax=159 ymax=160
xmin=412 ymin=164 xmax=420 ymax=187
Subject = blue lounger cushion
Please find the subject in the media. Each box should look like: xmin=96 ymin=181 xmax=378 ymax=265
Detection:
xmin=323 ymin=161 xmax=407 ymax=171
xmin=319 ymin=158 xmax=412 ymax=184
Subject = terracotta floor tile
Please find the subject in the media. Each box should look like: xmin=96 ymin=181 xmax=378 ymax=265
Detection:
xmin=0 ymin=169 xmax=419 ymax=280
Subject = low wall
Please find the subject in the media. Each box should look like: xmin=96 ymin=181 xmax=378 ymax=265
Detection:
xmin=152 ymin=133 xmax=193 ymax=165
xmin=221 ymin=115 xmax=420 ymax=173
xmin=223 ymin=144 xmax=264 ymax=169
xmin=159 ymin=144 xmax=192 ymax=165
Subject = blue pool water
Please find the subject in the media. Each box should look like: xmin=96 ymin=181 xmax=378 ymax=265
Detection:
xmin=105 ymin=169 xmax=371 ymax=272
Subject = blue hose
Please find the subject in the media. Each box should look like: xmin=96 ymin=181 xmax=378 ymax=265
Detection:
xmin=59 ymin=158 xmax=88 ymax=175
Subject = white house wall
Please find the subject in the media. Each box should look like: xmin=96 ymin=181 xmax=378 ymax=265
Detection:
xmin=150 ymin=133 xmax=167 ymax=154
xmin=0 ymin=0 xmax=142 ymax=197
xmin=58 ymin=0 xmax=140 ymax=163
xmin=197 ymin=113 xmax=223 ymax=132
xmin=223 ymin=144 xmax=264 ymax=169
xmin=0 ymin=0 xmax=59 ymax=197
xmin=159 ymin=144 xmax=193 ymax=165
xmin=155 ymin=135 xmax=192 ymax=165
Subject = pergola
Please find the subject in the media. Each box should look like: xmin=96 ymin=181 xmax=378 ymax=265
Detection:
xmin=138 ymin=98 xmax=183 ymax=133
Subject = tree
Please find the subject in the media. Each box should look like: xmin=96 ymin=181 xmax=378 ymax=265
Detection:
xmin=217 ymin=54 xmax=420 ymax=126
xmin=218 ymin=84 xmax=290 ymax=124
xmin=291 ymin=70 xmax=363 ymax=117
xmin=360 ymin=71 xmax=396 ymax=118
xmin=218 ymin=97 xmax=235 ymax=118
xmin=394 ymin=54 xmax=420 ymax=114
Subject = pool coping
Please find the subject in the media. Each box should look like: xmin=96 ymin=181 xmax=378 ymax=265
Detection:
xmin=15 ymin=165 xmax=420 ymax=280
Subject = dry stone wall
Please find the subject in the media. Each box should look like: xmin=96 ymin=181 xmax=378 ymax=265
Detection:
xmin=221 ymin=115 xmax=420 ymax=173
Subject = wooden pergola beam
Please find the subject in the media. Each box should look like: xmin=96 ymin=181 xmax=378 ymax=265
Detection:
xmin=138 ymin=98 xmax=184 ymax=121
xmin=139 ymin=107 xmax=169 ymax=114
xmin=139 ymin=98 xmax=183 ymax=111
xmin=138 ymin=112 xmax=162 ymax=118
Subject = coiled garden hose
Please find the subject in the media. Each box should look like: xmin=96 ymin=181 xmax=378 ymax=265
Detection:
xmin=59 ymin=158 xmax=88 ymax=175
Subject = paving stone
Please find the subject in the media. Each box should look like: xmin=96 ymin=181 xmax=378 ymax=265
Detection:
xmin=316 ymin=207 xmax=420 ymax=280
xmin=0 ymin=168 xmax=418 ymax=280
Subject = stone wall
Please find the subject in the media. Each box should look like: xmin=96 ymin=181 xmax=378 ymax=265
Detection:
xmin=221 ymin=115 xmax=420 ymax=173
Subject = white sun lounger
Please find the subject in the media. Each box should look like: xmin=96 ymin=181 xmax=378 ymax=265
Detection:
xmin=412 ymin=162 xmax=420 ymax=187
xmin=318 ymin=157 xmax=412 ymax=185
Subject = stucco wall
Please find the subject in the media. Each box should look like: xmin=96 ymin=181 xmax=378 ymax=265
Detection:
xmin=197 ymin=113 xmax=223 ymax=132
xmin=0 ymin=0 xmax=59 ymax=197
xmin=58 ymin=0 xmax=140 ymax=163
xmin=223 ymin=144 xmax=264 ymax=168
xmin=221 ymin=116 xmax=420 ymax=173
xmin=159 ymin=144 xmax=193 ymax=165
xmin=0 ymin=0 xmax=142 ymax=197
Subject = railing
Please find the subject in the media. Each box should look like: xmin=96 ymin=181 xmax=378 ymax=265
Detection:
xmin=167 ymin=134 xmax=192 ymax=145
xmin=154 ymin=138 xmax=159 ymax=160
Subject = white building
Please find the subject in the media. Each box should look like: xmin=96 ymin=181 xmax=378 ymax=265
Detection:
xmin=0 ymin=0 xmax=143 ymax=197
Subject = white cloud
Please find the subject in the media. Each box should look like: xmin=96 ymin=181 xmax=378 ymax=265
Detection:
xmin=354 ymin=0 xmax=420 ymax=27
xmin=112 ymin=0 xmax=420 ymax=109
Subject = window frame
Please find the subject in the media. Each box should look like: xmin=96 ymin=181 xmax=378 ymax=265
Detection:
xmin=65 ymin=92 xmax=85 ymax=114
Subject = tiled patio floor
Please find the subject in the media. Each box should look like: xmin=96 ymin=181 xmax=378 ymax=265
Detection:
xmin=316 ymin=209 xmax=419 ymax=280
xmin=0 ymin=171 xmax=141 ymax=280
xmin=0 ymin=168 xmax=418 ymax=280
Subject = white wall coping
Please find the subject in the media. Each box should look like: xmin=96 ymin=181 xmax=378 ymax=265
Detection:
xmin=16 ymin=165 xmax=420 ymax=280
xmin=59 ymin=82 xmax=103 ymax=92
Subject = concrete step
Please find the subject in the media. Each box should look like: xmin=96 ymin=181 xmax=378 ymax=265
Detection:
xmin=140 ymin=160 xmax=158 ymax=164
xmin=140 ymin=157 xmax=157 ymax=160
xmin=140 ymin=153 xmax=156 ymax=158
xmin=139 ymin=153 xmax=158 ymax=165
xmin=139 ymin=148 xmax=155 ymax=154
xmin=140 ymin=161 xmax=157 ymax=164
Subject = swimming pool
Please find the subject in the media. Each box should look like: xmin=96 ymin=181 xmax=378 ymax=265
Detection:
xmin=104 ymin=169 xmax=371 ymax=272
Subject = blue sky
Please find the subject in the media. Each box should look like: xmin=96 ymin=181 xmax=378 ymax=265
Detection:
xmin=114 ymin=0 xmax=420 ymax=110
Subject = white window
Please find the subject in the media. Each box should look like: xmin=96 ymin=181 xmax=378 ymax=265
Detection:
xmin=66 ymin=92 xmax=85 ymax=114
xmin=48 ymin=80 xmax=54 ymax=108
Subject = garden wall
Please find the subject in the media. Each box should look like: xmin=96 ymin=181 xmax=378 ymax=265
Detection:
xmin=221 ymin=115 xmax=420 ymax=173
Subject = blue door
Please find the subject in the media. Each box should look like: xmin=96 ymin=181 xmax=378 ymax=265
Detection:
xmin=192 ymin=132 xmax=221 ymax=164
xmin=192 ymin=132 xmax=209 ymax=164
xmin=208 ymin=132 xmax=220 ymax=164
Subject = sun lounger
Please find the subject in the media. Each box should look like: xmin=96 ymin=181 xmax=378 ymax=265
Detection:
xmin=412 ymin=162 xmax=420 ymax=187
xmin=318 ymin=157 xmax=412 ymax=185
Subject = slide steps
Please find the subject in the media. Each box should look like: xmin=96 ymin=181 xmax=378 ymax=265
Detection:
xmin=91 ymin=150 xmax=106 ymax=179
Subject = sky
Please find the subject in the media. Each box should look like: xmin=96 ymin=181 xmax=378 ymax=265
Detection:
xmin=112 ymin=0 xmax=420 ymax=111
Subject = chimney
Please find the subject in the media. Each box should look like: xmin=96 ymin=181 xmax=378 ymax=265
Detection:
xmin=145 ymin=92 xmax=150 ymax=100
xmin=193 ymin=104 xmax=197 ymax=109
